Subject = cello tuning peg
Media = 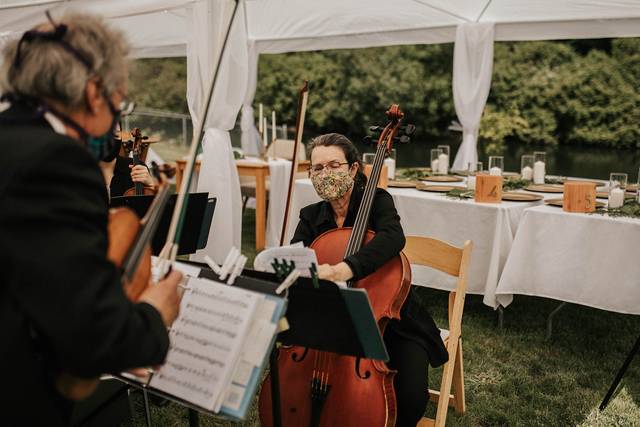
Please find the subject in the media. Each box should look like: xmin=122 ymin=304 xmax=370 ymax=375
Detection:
xmin=401 ymin=124 xmax=416 ymax=136
xmin=394 ymin=135 xmax=410 ymax=144
xmin=369 ymin=126 xmax=382 ymax=133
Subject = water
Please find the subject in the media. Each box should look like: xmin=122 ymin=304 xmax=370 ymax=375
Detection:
xmin=358 ymin=135 xmax=640 ymax=182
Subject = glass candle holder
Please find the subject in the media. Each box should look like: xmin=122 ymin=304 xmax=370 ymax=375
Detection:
xmin=362 ymin=152 xmax=376 ymax=165
xmin=609 ymin=172 xmax=628 ymax=209
xmin=520 ymin=155 xmax=534 ymax=181
xmin=533 ymin=151 xmax=546 ymax=184
xmin=436 ymin=145 xmax=450 ymax=175
xmin=466 ymin=161 xmax=482 ymax=190
xmin=384 ymin=148 xmax=396 ymax=180
xmin=488 ymin=156 xmax=503 ymax=176
xmin=430 ymin=148 xmax=443 ymax=173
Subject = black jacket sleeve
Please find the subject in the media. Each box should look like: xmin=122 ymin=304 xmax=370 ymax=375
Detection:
xmin=0 ymin=142 xmax=169 ymax=378
xmin=343 ymin=189 xmax=405 ymax=281
xmin=290 ymin=211 xmax=316 ymax=247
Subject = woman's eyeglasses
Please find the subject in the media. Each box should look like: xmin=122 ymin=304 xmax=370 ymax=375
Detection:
xmin=308 ymin=161 xmax=350 ymax=174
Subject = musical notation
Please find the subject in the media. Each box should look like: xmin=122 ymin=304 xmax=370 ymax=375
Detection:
xmin=149 ymin=277 xmax=260 ymax=412
xmin=185 ymin=302 xmax=243 ymax=325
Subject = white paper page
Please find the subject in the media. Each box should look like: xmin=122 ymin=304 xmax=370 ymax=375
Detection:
xmin=253 ymin=245 xmax=317 ymax=277
xmin=223 ymin=296 xmax=280 ymax=409
xmin=149 ymin=277 xmax=258 ymax=412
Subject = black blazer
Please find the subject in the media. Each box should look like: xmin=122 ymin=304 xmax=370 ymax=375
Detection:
xmin=291 ymin=172 xmax=448 ymax=368
xmin=0 ymin=102 xmax=169 ymax=426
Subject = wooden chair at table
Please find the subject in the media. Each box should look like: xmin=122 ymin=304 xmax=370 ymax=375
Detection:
xmin=240 ymin=139 xmax=306 ymax=211
xmin=403 ymin=236 xmax=473 ymax=427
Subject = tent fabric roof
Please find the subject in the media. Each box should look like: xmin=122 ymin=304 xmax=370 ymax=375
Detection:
xmin=1 ymin=0 xmax=639 ymax=58
xmin=246 ymin=0 xmax=640 ymax=54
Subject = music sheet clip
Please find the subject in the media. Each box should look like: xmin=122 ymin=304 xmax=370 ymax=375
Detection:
xmin=276 ymin=269 xmax=300 ymax=295
xmin=226 ymin=254 xmax=247 ymax=285
xmin=204 ymin=255 xmax=223 ymax=276
xmin=309 ymin=262 xmax=320 ymax=289
xmin=219 ymin=247 xmax=240 ymax=280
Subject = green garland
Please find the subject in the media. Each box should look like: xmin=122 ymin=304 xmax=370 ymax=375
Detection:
xmin=397 ymin=167 xmax=431 ymax=180
xmin=445 ymin=188 xmax=475 ymax=199
xmin=593 ymin=199 xmax=640 ymax=219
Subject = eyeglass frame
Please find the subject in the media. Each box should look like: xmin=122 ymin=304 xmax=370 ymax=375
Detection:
xmin=307 ymin=160 xmax=352 ymax=175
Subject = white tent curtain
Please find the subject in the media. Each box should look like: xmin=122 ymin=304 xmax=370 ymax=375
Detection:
xmin=239 ymin=40 xmax=261 ymax=155
xmin=451 ymin=22 xmax=494 ymax=171
xmin=186 ymin=0 xmax=247 ymax=264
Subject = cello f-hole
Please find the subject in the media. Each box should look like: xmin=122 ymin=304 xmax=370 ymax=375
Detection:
xmin=291 ymin=347 xmax=309 ymax=362
xmin=355 ymin=358 xmax=371 ymax=380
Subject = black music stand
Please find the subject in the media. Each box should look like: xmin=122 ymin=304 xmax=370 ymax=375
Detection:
xmin=198 ymin=267 xmax=389 ymax=427
xmin=110 ymin=193 xmax=216 ymax=255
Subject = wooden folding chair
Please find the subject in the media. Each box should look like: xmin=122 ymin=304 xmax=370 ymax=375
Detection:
xmin=402 ymin=236 xmax=473 ymax=427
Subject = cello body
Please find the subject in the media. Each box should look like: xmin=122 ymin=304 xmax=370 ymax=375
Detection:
xmin=259 ymin=227 xmax=412 ymax=427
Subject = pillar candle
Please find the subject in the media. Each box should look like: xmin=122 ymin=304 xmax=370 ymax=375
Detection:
xmin=467 ymin=175 xmax=476 ymax=190
xmin=282 ymin=124 xmax=287 ymax=140
xmin=533 ymin=161 xmax=545 ymax=184
xmin=521 ymin=166 xmax=533 ymax=181
xmin=431 ymin=159 xmax=439 ymax=172
xmin=609 ymin=188 xmax=625 ymax=208
xmin=489 ymin=167 xmax=502 ymax=176
xmin=272 ymin=110 xmax=276 ymax=143
xmin=258 ymin=103 xmax=263 ymax=132
xmin=263 ymin=117 xmax=268 ymax=149
xmin=384 ymin=157 xmax=396 ymax=180
xmin=437 ymin=153 xmax=449 ymax=175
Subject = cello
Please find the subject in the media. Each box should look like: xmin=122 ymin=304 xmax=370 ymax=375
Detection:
xmin=259 ymin=104 xmax=414 ymax=427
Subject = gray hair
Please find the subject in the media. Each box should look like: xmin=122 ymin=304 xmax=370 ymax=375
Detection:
xmin=0 ymin=12 xmax=129 ymax=109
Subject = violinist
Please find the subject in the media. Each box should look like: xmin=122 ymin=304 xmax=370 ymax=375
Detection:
xmin=0 ymin=12 xmax=181 ymax=426
xmin=291 ymin=133 xmax=448 ymax=427
xmin=106 ymin=135 xmax=157 ymax=197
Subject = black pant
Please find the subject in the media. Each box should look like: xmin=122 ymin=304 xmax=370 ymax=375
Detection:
xmin=385 ymin=326 xmax=430 ymax=427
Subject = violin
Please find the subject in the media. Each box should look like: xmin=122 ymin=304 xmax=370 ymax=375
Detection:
xmin=259 ymin=105 xmax=414 ymax=426
xmin=120 ymin=127 xmax=156 ymax=196
xmin=54 ymin=162 xmax=174 ymax=400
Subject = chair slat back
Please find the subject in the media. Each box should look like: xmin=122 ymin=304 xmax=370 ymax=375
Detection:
xmin=403 ymin=236 xmax=464 ymax=277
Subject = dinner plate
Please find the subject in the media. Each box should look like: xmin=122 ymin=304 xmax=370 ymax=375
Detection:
xmin=420 ymin=175 xmax=464 ymax=183
xmin=501 ymin=192 xmax=544 ymax=202
xmin=415 ymin=183 xmax=459 ymax=193
xmin=524 ymin=184 xmax=564 ymax=193
xmin=545 ymin=198 xmax=605 ymax=208
xmin=596 ymin=191 xmax=636 ymax=199
xmin=388 ymin=180 xmax=417 ymax=188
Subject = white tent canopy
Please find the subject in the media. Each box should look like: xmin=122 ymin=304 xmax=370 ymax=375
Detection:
xmin=1 ymin=0 xmax=639 ymax=259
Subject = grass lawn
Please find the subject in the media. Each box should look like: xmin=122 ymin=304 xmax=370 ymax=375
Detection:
xmin=125 ymin=209 xmax=640 ymax=426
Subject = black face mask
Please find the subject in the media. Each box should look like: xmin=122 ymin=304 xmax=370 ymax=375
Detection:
xmin=12 ymin=11 xmax=122 ymax=162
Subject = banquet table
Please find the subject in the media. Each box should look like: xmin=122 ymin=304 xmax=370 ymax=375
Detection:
xmin=287 ymin=178 xmax=547 ymax=308
xmin=496 ymin=204 xmax=640 ymax=315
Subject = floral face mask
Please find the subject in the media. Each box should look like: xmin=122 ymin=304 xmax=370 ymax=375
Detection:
xmin=311 ymin=169 xmax=354 ymax=201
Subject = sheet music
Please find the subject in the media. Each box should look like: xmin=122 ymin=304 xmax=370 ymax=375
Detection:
xmin=253 ymin=244 xmax=317 ymax=277
xmin=150 ymin=277 xmax=259 ymax=411
xmin=222 ymin=296 xmax=279 ymax=410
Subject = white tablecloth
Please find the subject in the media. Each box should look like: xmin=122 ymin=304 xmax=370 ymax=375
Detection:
xmin=287 ymin=179 xmax=544 ymax=308
xmin=496 ymin=205 xmax=640 ymax=315
xmin=266 ymin=158 xmax=292 ymax=247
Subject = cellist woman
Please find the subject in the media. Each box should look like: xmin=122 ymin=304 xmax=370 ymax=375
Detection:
xmin=291 ymin=133 xmax=448 ymax=427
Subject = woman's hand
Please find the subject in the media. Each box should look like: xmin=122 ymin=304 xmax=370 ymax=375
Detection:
xmin=130 ymin=164 xmax=156 ymax=189
xmin=317 ymin=262 xmax=353 ymax=282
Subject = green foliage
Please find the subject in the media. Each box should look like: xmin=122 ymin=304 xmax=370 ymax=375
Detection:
xmin=128 ymin=58 xmax=189 ymax=114
xmin=256 ymin=44 xmax=455 ymax=141
xmin=129 ymin=38 xmax=640 ymax=150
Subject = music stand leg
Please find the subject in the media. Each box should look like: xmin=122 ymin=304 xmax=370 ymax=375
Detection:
xmin=142 ymin=389 xmax=153 ymax=427
xmin=270 ymin=346 xmax=282 ymax=427
xmin=188 ymin=408 xmax=199 ymax=427
xmin=600 ymin=333 xmax=640 ymax=411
